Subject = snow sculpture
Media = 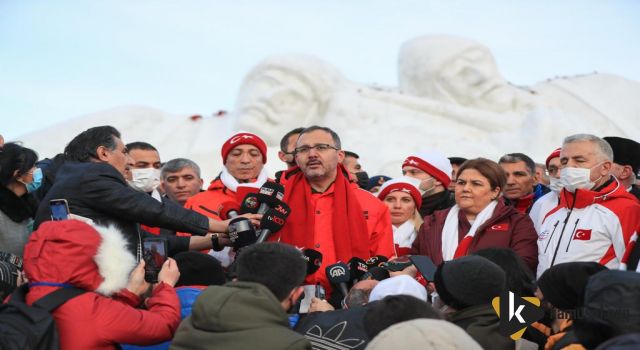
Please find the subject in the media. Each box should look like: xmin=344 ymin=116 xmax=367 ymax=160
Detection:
xmin=233 ymin=35 xmax=640 ymax=176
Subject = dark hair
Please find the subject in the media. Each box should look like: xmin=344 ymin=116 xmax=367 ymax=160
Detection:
xmin=279 ymin=127 xmax=305 ymax=152
xmin=0 ymin=143 xmax=39 ymax=186
xmin=344 ymin=151 xmax=359 ymax=159
xmin=125 ymin=141 xmax=157 ymax=152
xmin=457 ymin=158 xmax=506 ymax=192
xmin=298 ymin=125 xmax=342 ymax=149
xmin=236 ymin=242 xmax=306 ymax=301
xmin=498 ymin=153 xmax=536 ymax=176
xmin=473 ymin=248 xmax=535 ymax=296
xmin=345 ymin=288 xmax=371 ymax=308
xmin=363 ymin=295 xmax=441 ymax=339
xmin=64 ymin=126 xmax=121 ymax=162
xmin=448 ymin=157 xmax=467 ymax=166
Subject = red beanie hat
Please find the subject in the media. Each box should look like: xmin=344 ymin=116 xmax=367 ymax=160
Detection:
xmin=377 ymin=177 xmax=423 ymax=209
xmin=221 ymin=132 xmax=267 ymax=164
xmin=545 ymin=148 xmax=561 ymax=168
xmin=402 ymin=151 xmax=452 ymax=187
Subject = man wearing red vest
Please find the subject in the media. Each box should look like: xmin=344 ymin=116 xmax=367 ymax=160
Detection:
xmin=272 ymin=126 xmax=394 ymax=293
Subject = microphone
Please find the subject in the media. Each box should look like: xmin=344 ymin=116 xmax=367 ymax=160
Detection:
xmin=326 ymin=262 xmax=351 ymax=298
xmin=218 ymin=201 xmax=240 ymax=220
xmin=240 ymin=193 xmax=260 ymax=214
xmin=256 ymin=207 xmax=289 ymax=243
xmin=227 ymin=217 xmax=258 ymax=249
xmin=256 ymin=181 xmax=285 ymax=215
xmin=365 ymin=255 xmax=389 ymax=270
xmin=348 ymin=257 xmax=369 ymax=285
xmin=360 ymin=266 xmax=390 ymax=281
xmin=302 ymin=249 xmax=323 ymax=275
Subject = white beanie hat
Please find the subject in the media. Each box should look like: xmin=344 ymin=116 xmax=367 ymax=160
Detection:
xmin=402 ymin=150 xmax=453 ymax=186
xmin=369 ymin=275 xmax=428 ymax=302
xmin=365 ymin=319 xmax=483 ymax=350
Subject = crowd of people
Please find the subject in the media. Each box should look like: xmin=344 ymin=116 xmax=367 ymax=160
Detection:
xmin=1 ymin=125 xmax=639 ymax=350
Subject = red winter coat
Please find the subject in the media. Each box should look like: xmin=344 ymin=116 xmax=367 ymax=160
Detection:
xmin=23 ymin=220 xmax=181 ymax=350
xmin=411 ymin=201 xmax=538 ymax=273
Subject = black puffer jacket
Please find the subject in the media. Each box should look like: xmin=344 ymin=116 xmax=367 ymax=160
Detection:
xmin=34 ymin=161 xmax=209 ymax=256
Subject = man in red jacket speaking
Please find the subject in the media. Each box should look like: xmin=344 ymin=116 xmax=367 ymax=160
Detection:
xmin=271 ymin=126 xmax=394 ymax=293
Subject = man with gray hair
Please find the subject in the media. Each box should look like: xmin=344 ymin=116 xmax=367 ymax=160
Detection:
xmin=499 ymin=152 xmax=549 ymax=214
xmin=161 ymin=158 xmax=204 ymax=206
xmin=536 ymin=134 xmax=640 ymax=277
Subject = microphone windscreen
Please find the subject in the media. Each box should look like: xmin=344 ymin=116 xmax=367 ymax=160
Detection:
xmin=228 ymin=217 xmax=257 ymax=249
xmin=272 ymin=201 xmax=291 ymax=218
xmin=259 ymin=208 xmax=287 ymax=234
xmin=360 ymin=266 xmax=390 ymax=281
xmin=325 ymin=262 xmax=351 ymax=284
xmin=365 ymin=255 xmax=389 ymax=269
xmin=302 ymin=248 xmax=323 ymax=275
xmin=348 ymin=257 xmax=369 ymax=280
xmin=218 ymin=201 xmax=240 ymax=220
xmin=240 ymin=193 xmax=260 ymax=214
xmin=256 ymin=181 xmax=285 ymax=204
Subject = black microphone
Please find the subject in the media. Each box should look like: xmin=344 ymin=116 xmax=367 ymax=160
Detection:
xmin=240 ymin=193 xmax=260 ymax=214
xmin=348 ymin=257 xmax=369 ymax=285
xmin=256 ymin=207 xmax=289 ymax=243
xmin=256 ymin=181 xmax=285 ymax=215
xmin=302 ymin=249 xmax=323 ymax=275
xmin=360 ymin=266 xmax=390 ymax=281
xmin=218 ymin=201 xmax=240 ymax=220
xmin=365 ymin=255 xmax=389 ymax=270
xmin=326 ymin=262 xmax=351 ymax=298
xmin=227 ymin=217 xmax=257 ymax=249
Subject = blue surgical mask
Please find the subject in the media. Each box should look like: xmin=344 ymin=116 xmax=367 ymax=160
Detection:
xmin=21 ymin=167 xmax=43 ymax=193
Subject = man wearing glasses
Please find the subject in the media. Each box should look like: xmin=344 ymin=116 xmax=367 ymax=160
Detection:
xmin=270 ymin=126 xmax=394 ymax=296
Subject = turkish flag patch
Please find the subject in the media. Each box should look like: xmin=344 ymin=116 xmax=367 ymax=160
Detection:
xmin=489 ymin=223 xmax=510 ymax=231
xmin=573 ymin=229 xmax=592 ymax=241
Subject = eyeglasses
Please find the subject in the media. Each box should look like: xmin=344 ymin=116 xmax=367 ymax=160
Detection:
xmin=294 ymin=144 xmax=339 ymax=155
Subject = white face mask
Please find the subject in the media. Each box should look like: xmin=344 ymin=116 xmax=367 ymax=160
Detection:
xmin=548 ymin=176 xmax=563 ymax=193
xmin=560 ymin=163 xmax=603 ymax=193
xmin=129 ymin=168 xmax=161 ymax=193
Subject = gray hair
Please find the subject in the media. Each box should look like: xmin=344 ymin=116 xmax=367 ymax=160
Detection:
xmin=160 ymin=158 xmax=201 ymax=180
xmin=563 ymin=134 xmax=614 ymax=162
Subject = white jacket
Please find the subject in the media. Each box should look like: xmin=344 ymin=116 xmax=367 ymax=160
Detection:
xmin=537 ymin=178 xmax=640 ymax=278
xmin=529 ymin=190 xmax=559 ymax=234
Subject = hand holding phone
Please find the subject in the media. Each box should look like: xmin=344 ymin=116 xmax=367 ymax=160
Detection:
xmin=315 ymin=283 xmax=326 ymax=300
xmin=142 ymin=238 xmax=168 ymax=283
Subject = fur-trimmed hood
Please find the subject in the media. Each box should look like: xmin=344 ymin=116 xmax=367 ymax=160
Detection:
xmin=23 ymin=220 xmax=137 ymax=296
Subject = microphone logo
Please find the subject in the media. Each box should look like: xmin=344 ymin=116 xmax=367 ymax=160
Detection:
xmin=274 ymin=204 xmax=289 ymax=216
xmin=244 ymin=196 xmax=259 ymax=209
xmin=328 ymin=266 xmax=347 ymax=278
xmin=268 ymin=214 xmax=285 ymax=226
xmin=259 ymin=187 xmax=274 ymax=196
xmin=276 ymin=190 xmax=285 ymax=200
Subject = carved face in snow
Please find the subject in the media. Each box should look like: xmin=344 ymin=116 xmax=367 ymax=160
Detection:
xmin=399 ymin=35 xmax=521 ymax=113
xmin=234 ymin=56 xmax=343 ymax=145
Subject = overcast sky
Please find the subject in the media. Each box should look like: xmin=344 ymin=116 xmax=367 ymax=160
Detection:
xmin=2 ymin=0 xmax=639 ymax=140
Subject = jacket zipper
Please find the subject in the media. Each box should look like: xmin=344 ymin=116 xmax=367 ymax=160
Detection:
xmin=544 ymin=220 xmax=560 ymax=254
xmin=549 ymin=190 xmax=578 ymax=267
xmin=565 ymin=218 xmax=581 ymax=252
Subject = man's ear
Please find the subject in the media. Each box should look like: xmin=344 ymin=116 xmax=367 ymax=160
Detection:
xmin=277 ymin=151 xmax=287 ymax=163
xmin=600 ymin=160 xmax=613 ymax=176
xmin=619 ymin=165 xmax=633 ymax=181
xmin=95 ymin=145 xmax=110 ymax=162
xmin=337 ymin=150 xmax=345 ymax=163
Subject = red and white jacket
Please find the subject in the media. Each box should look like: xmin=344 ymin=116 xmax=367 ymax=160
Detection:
xmin=537 ymin=178 xmax=640 ymax=277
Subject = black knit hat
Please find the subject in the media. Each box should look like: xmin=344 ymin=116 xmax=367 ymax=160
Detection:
xmin=434 ymin=255 xmax=506 ymax=309
xmin=604 ymin=136 xmax=640 ymax=175
xmin=537 ymin=262 xmax=606 ymax=312
xmin=174 ymin=251 xmax=226 ymax=287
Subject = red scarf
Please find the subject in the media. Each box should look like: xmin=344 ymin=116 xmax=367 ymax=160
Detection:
xmin=272 ymin=164 xmax=370 ymax=262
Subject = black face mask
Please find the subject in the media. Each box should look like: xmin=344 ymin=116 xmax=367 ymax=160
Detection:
xmin=355 ymin=171 xmax=369 ymax=189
